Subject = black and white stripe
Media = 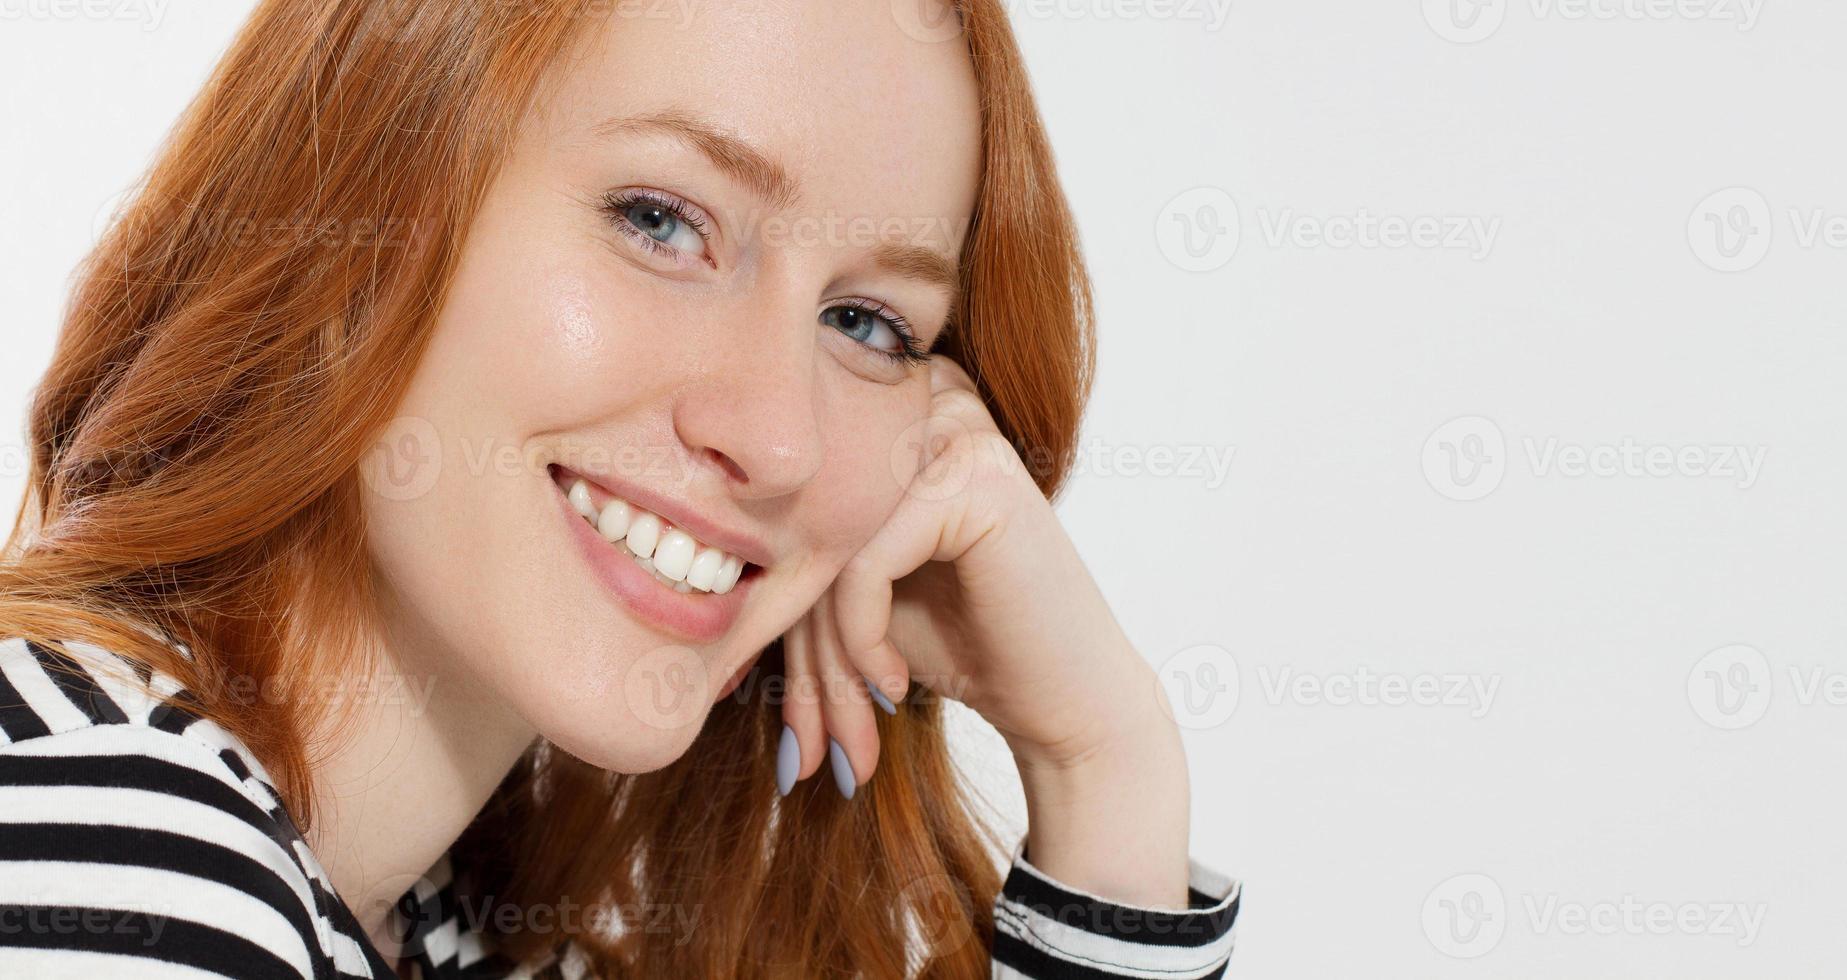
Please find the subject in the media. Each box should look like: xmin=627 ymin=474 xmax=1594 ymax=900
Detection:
xmin=0 ymin=634 xmax=1239 ymax=978
xmin=990 ymin=840 xmax=1239 ymax=980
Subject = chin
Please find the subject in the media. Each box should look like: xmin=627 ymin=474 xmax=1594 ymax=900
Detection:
xmin=546 ymin=727 xmax=698 ymax=775
xmin=497 ymin=628 xmax=721 ymax=775
xmin=543 ymin=717 xmax=706 ymax=774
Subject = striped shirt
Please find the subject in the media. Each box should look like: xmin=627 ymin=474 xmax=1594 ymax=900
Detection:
xmin=0 ymin=635 xmax=1239 ymax=978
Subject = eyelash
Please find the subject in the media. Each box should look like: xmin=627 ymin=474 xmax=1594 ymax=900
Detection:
xmin=599 ymin=188 xmax=930 ymax=367
xmin=601 ymin=188 xmax=711 ymax=263
xmin=829 ymin=298 xmax=931 ymax=365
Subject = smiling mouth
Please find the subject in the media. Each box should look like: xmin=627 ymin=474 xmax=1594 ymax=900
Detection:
xmin=549 ymin=464 xmax=760 ymax=595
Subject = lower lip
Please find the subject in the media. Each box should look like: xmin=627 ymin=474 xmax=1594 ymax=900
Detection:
xmin=553 ymin=479 xmax=753 ymax=646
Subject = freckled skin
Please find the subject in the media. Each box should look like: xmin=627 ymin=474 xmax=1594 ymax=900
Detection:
xmin=352 ymin=0 xmax=1197 ymax=919
xmin=360 ymin=0 xmax=981 ymax=772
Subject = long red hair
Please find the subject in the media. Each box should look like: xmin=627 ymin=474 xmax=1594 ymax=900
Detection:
xmin=0 ymin=1 xmax=1095 ymax=975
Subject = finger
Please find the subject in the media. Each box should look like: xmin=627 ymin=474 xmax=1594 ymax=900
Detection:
xmin=845 ymin=635 xmax=908 ymax=715
xmin=929 ymin=354 xmax=979 ymax=395
xmin=778 ymin=611 xmax=827 ymax=790
xmin=813 ymin=588 xmax=880 ymax=799
xmin=927 ymin=360 xmax=1004 ymax=439
xmin=831 ymin=465 xmax=971 ymax=655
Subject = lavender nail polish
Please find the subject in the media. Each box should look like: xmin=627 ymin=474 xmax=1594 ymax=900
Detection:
xmin=776 ymin=724 xmax=799 ymax=797
xmin=827 ymin=737 xmax=856 ymax=800
xmin=864 ymin=675 xmax=897 ymax=715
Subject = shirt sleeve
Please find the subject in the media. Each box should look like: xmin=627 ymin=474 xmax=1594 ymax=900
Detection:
xmin=0 ymin=639 xmax=326 ymax=980
xmin=990 ymin=837 xmax=1240 ymax=979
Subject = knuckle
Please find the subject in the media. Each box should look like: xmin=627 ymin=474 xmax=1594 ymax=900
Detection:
xmin=931 ymin=386 xmax=987 ymax=420
xmin=929 ymin=355 xmax=977 ymax=388
xmin=839 ymin=550 xmax=877 ymax=581
xmin=964 ymin=431 xmax=1028 ymax=486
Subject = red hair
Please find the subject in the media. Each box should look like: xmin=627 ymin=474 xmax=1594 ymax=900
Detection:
xmin=1 ymin=2 xmax=1094 ymax=975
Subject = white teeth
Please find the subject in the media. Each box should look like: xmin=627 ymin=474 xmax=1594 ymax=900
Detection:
xmin=634 ymin=555 xmax=678 ymax=588
xmin=713 ymin=554 xmax=743 ymax=595
xmin=625 ymin=512 xmax=661 ymax=560
xmin=596 ymin=498 xmax=632 ymax=542
xmin=654 ymin=529 xmax=696 ymax=581
xmin=686 ymin=546 xmax=725 ymax=590
xmin=563 ymin=471 xmax=753 ymax=594
xmin=568 ymin=480 xmax=597 ymax=521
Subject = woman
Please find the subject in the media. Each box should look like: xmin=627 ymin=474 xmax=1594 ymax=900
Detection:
xmin=0 ymin=0 xmax=1239 ymax=977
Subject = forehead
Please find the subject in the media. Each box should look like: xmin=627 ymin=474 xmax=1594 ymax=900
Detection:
xmin=538 ymin=0 xmax=981 ymax=232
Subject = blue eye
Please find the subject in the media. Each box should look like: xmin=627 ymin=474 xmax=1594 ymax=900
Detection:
xmin=602 ymin=189 xmax=709 ymax=260
xmin=822 ymin=301 xmax=928 ymax=365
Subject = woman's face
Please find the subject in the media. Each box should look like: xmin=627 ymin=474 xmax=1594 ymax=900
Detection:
xmin=360 ymin=0 xmax=981 ymax=771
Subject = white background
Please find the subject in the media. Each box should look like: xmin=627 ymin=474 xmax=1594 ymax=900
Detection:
xmin=5 ymin=1 xmax=1845 ymax=977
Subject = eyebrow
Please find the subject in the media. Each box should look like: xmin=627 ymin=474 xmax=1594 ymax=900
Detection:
xmin=871 ymin=241 xmax=961 ymax=294
xmin=592 ymin=109 xmax=800 ymax=212
xmin=592 ymin=109 xmax=964 ymax=298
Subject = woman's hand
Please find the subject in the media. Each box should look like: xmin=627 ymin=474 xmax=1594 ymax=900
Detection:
xmin=777 ymin=357 xmax=1194 ymax=908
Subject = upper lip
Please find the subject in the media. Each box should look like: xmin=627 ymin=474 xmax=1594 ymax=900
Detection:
xmin=554 ymin=462 xmax=774 ymax=569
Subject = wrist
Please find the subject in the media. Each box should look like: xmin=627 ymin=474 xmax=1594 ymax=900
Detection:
xmin=1010 ymin=704 xmax=1187 ymax=802
xmin=1004 ymin=666 xmax=1194 ymax=908
xmin=1004 ymin=656 xmax=1183 ymax=776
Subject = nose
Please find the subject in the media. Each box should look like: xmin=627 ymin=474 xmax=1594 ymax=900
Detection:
xmin=670 ymin=301 xmax=825 ymax=500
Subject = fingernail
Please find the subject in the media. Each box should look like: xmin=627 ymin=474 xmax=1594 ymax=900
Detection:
xmin=827 ymin=737 xmax=856 ymax=800
xmin=864 ymin=675 xmax=897 ymax=715
xmin=776 ymin=724 xmax=799 ymax=797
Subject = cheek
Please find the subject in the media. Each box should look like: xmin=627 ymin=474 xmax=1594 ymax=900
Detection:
xmin=802 ymin=383 xmax=933 ymax=560
xmin=519 ymin=265 xmax=628 ymax=407
xmin=506 ymin=256 xmax=712 ymax=438
xmin=479 ymin=259 xmax=625 ymax=425
xmin=545 ymin=268 xmax=606 ymax=363
xmin=432 ymin=185 xmax=649 ymax=433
